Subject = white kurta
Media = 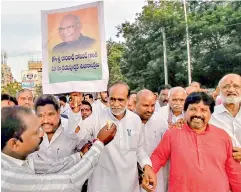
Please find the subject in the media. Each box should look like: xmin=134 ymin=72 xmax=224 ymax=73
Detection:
xmin=141 ymin=112 xmax=169 ymax=192
xmin=86 ymin=108 xmax=152 ymax=192
xmin=155 ymin=101 xmax=161 ymax=112
xmin=210 ymin=104 xmax=241 ymax=147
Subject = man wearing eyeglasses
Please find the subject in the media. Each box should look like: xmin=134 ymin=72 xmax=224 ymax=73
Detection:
xmin=210 ymin=73 xmax=241 ymax=163
xmin=52 ymin=14 xmax=96 ymax=53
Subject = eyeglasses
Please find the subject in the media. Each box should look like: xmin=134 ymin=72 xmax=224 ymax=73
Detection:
xmin=58 ymin=22 xmax=80 ymax=32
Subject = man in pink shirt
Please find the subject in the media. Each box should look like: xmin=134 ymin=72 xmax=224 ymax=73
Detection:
xmin=142 ymin=92 xmax=241 ymax=192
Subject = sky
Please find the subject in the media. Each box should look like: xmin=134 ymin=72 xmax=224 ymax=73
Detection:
xmin=1 ymin=0 xmax=146 ymax=82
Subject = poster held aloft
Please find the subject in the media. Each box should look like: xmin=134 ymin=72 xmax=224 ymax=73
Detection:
xmin=41 ymin=1 xmax=108 ymax=94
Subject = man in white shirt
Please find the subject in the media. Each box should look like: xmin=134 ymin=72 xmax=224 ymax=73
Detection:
xmin=94 ymin=91 xmax=109 ymax=115
xmin=135 ymin=89 xmax=168 ymax=192
xmin=210 ymin=73 xmax=241 ymax=163
xmin=1 ymin=106 xmax=117 ymax=191
xmin=69 ymin=82 xmax=157 ymax=192
xmin=59 ymin=95 xmax=70 ymax=117
xmin=67 ymin=91 xmax=85 ymax=134
xmin=156 ymin=85 xmax=171 ymax=112
xmin=159 ymin=87 xmax=187 ymax=129
xmin=32 ymin=94 xmax=85 ymax=164
xmin=84 ymin=93 xmax=94 ymax=105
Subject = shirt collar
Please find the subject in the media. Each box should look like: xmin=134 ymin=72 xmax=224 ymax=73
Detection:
xmin=184 ymin=123 xmax=210 ymax=135
xmin=1 ymin=152 xmax=25 ymax=166
xmin=215 ymin=103 xmax=241 ymax=117
xmin=171 ymin=110 xmax=184 ymax=118
xmin=215 ymin=104 xmax=229 ymax=114
xmin=43 ymin=121 xmax=64 ymax=143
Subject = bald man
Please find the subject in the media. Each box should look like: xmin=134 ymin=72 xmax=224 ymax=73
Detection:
xmin=190 ymin=81 xmax=201 ymax=89
xmin=186 ymin=86 xmax=199 ymax=96
xmin=135 ymin=89 xmax=168 ymax=192
xmin=159 ymin=87 xmax=187 ymax=129
xmin=53 ymin=14 xmax=96 ymax=53
xmin=210 ymin=73 xmax=241 ymax=163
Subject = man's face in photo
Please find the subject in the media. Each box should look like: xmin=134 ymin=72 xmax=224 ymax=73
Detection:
xmin=58 ymin=15 xmax=81 ymax=43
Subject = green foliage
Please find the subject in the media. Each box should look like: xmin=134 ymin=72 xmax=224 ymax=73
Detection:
xmin=34 ymin=84 xmax=43 ymax=97
xmin=2 ymin=82 xmax=22 ymax=97
xmin=116 ymin=0 xmax=241 ymax=91
xmin=107 ymin=39 xmax=125 ymax=85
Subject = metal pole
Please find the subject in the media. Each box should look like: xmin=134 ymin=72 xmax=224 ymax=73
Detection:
xmin=162 ymin=27 xmax=168 ymax=84
xmin=183 ymin=0 xmax=192 ymax=85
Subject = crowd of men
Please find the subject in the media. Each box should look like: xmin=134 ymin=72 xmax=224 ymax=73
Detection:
xmin=1 ymin=73 xmax=241 ymax=192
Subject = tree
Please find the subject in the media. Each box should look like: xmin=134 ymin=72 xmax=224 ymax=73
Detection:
xmin=116 ymin=0 xmax=241 ymax=90
xmin=34 ymin=84 xmax=43 ymax=97
xmin=2 ymin=82 xmax=22 ymax=97
xmin=107 ymin=39 xmax=125 ymax=85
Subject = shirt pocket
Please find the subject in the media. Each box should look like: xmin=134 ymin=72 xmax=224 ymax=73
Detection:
xmin=127 ymin=130 xmax=139 ymax=150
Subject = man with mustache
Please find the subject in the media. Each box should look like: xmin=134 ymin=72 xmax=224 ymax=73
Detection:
xmin=16 ymin=89 xmax=34 ymax=109
xmin=142 ymin=92 xmax=241 ymax=192
xmin=155 ymin=85 xmax=171 ymax=112
xmin=135 ymin=89 xmax=168 ymax=192
xmin=81 ymin=100 xmax=92 ymax=120
xmin=31 ymin=94 xmax=82 ymax=163
xmin=69 ymin=82 xmax=156 ymax=192
xmin=1 ymin=106 xmax=117 ymax=191
xmin=94 ymin=91 xmax=109 ymax=115
xmin=159 ymin=87 xmax=187 ymax=129
xmin=210 ymin=73 xmax=241 ymax=163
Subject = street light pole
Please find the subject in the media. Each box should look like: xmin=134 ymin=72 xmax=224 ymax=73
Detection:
xmin=162 ymin=27 xmax=168 ymax=85
xmin=183 ymin=0 xmax=192 ymax=85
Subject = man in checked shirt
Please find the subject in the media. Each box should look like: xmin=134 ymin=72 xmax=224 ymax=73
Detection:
xmin=1 ymin=106 xmax=116 ymax=191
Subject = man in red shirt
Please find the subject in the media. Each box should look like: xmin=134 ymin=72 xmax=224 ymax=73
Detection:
xmin=142 ymin=92 xmax=241 ymax=192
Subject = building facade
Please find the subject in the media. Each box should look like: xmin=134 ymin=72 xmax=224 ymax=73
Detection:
xmin=1 ymin=63 xmax=14 ymax=87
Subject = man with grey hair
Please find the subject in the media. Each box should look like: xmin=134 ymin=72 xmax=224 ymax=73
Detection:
xmin=210 ymin=73 xmax=241 ymax=163
xmin=68 ymin=82 xmax=156 ymax=192
xmin=159 ymin=86 xmax=187 ymax=129
xmin=16 ymin=88 xmax=34 ymax=109
xmin=53 ymin=14 xmax=96 ymax=53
